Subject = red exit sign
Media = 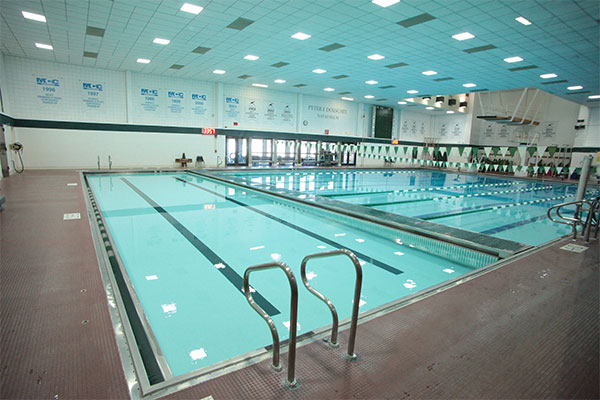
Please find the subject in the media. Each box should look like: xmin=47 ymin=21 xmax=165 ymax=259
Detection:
xmin=201 ymin=128 xmax=216 ymax=135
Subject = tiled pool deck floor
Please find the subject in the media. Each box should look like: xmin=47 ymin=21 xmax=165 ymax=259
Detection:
xmin=1 ymin=170 xmax=598 ymax=399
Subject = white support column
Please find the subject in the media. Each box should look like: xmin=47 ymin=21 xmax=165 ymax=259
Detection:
xmin=355 ymin=103 xmax=362 ymax=136
xmin=296 ymin=93 xmax=303 ymax=132
xmin=124 ymin=71 xmax=133 ymax=123
xmin=247 ymin=137 xmax=253 ymax=166
xmin=216 ymin=82 xmax=224 ymax=128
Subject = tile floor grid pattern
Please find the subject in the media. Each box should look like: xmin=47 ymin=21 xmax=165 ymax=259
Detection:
xmin=0 ymin=171 xmax=129 ymax=399
xmin=1 ymin=170 xmax=598 ymax=399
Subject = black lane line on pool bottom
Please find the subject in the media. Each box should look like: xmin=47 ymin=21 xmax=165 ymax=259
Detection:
xmin=121 ymin=178 xmax=281 ymax=316
xmin=175 ymin=177 xmax=403 ymax=275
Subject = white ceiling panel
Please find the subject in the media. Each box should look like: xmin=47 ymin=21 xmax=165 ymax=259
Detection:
xmin=0 ymin=0 xmax=598 ymax=106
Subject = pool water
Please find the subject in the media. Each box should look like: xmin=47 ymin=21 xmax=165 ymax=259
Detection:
xmin=87 ymin=171 xmax=496 ymax=378
xmin=219 ymin=169 xmax=600 ymax=246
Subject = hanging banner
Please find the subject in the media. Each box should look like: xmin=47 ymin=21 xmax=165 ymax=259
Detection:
xmin=483 ymin=147 xmax=493 ymax=158
xmin=499 ymin=146 xmax=508 ymax=157
xmin=537 ymin=146 xmax=547 ymax=158
xmin=517 ymin=147 xmax=528 ymax=164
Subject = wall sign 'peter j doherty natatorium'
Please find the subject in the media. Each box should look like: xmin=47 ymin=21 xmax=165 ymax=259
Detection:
xmin=35 ymin=76 xmax=63 ymax=105
xmin=306 ymin=104 xmax=348 ymax=120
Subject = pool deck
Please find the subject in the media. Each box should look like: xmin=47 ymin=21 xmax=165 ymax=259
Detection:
xmin=1 ymin=170 xmax=598 ymax=399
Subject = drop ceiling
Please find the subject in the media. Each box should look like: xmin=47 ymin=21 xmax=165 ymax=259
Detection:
xmin=1 ymin=0 xmax=598 ymax=108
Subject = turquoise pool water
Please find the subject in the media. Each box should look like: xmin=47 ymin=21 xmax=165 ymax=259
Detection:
xmin=219 ymin=169 xmax=600 ymax=246
xmin=87 ymin=171 xmax=497 ymax=378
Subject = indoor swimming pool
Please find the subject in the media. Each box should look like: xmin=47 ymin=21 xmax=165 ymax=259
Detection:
xmin=218 ymin=169 xmax=600 ymax=246
xmin=86 ymin=171 xmax=501 ymax=385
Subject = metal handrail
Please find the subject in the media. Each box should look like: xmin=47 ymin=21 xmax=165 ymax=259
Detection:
xmin=547 ymin=196 xmax=599 ymax=240
xmin=243 ymin=261 xmax=298 ymax=387
xmin=583 ymin=197 xmax=600 ymax=242
xmin=300 ymin=249 xmax=363 ymax=360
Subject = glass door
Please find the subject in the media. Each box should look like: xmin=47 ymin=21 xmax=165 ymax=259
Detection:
xmin=276 ymin=139 xmax=296 ymax=166
xmin=251 ymin=138 xmax=273 ymax=166
xmin=300 ymin=141 xmax=317 ymax=165
xmin=226 ymin=137 xmax=248 ymax=166
xmin=341 ymin=143 xmax=356 ymax=166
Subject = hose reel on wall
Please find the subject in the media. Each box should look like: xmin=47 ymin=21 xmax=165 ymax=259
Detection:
xmin=9 ymin=142 xmax=24 ymax=173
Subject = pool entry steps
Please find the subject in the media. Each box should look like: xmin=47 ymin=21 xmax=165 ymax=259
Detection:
xmin=547 ymin=196 xmax=600 ymax=241
xmin=243 ymin=249 xmax=363 ymax=388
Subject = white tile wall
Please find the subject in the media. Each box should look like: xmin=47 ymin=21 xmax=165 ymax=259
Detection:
xmin=129 ymin=72 xmax=217 ymax=126
xmin=222 ymin=84 xmax=297 ymax=131
xmin=4 ymin=56 xmax=127 ymax=122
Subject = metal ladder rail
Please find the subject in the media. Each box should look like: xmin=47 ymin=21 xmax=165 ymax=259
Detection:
xmin=243 ymin=261 xmax=298 ymax=387
xmin=583 ymin=197 xmax=600 ymax=242
xmin=547 ymin=198 xmax=597 ymax=240
xmin=300 ymin=249 xmax=363 ymax=360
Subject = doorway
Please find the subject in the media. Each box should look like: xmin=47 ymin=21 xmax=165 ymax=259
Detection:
xmin=226 ymin=137 xmax=248 ymax=166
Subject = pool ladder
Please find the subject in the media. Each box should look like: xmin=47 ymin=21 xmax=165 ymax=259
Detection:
xmin=547 ymin=196 xmax=600 ymax=241
xmin=243 ymin=249 xmax=363 ymax=388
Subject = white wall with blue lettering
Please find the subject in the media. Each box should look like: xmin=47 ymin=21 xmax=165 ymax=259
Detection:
xmin=3 ymin=56 xmax=126 ymax=122
xmin=222 ymin=84 xmax=297 ymax=131
xmin=301 ymin=95 xmax=358 ymax=135
xmin=129 ymin=72 xmax=216 ymax=126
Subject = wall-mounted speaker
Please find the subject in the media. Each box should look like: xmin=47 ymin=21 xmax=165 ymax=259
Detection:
xmin=448 ymin=99 xmax=457 ymax=106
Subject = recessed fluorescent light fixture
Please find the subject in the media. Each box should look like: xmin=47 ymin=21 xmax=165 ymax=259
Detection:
xmin=244 ymin=54 xmax=259 ymax=60
xmin=274 ymin=79 xmax=286 ymax=83
xmin=364 ymin=95 xmax=375 ymax=99
xmin=398 ymin=101 xmax=407 ymax=105
xmin=515 ymin=16 xmax=532 ymax=25
xmin=312 ymin=68 xmax=326 ymax=73
xmin=252 ymin=83 xmax=268 ymax=88
xmin=153 ymin=38 xmax=170 ymax=45
xmin=407 ymin=90 xmax=419 ymax=94
xmin=504 ymin=56 xmax=523 ymax=63
xmin=213 ymin=69 xmax=226 ymax=74
xmin=567 ymin=85 xmax=583 ymax=90
xmin=368 ymin=54 xmax=385 ymax=60
xmin=136 ymin=58 xmax=150 ymax=63
xmin=422 ymin=70 xmax=437 ymax=75
xmin=588 ymin=94 xmax=600 ymax=99
xmin=426 ymin=106 xmax=435 ymax=110
xmin=180 ymin=3 xmax=203 ymax=14
xmin=540 ymin=73 xmax=557 ymax=79
xmin=324 ymin=88 xmax=335 ymax=91
xmin=291 ymin=32 xmax=311 ymax=40
xmin=452 ymin=32 xmax=474 ymax=41
xmin=22 ymin=11 xmax=46 ymax=22
xmin=371 ymin=0 xmax=400 ymax=7
xmin=35 ymin=43 xmax=53 ymax=50
xmin=342 ymin=97 xmax=354 ymax=101
xmin=463 ymin=83 xmax=477 ymax=88
xmin=365 ymin=80 xmax=378 ymax=85
xmin=446 ymin=110 xmax=455 ymax=114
